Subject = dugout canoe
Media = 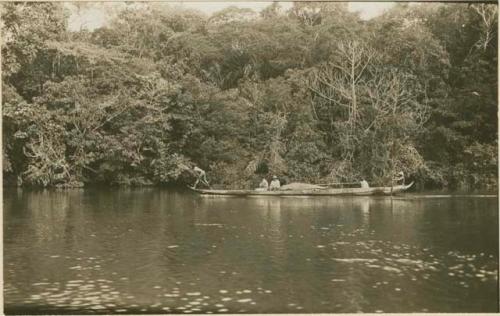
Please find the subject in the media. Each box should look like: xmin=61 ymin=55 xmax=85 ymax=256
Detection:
xmin=189 ymin=182 xmax=414 ymax=196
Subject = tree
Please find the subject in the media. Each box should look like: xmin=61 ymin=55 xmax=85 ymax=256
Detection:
xmin=2 ymin=2 xmax=496 ymax=189
xmin=1 ymin=2 xmax=69 ymax=99
xmin=308 ymin=40 xmax=429 ymax=183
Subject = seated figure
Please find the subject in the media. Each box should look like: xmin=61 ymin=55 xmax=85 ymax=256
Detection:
xmin=393 ymin=171 xmax=405 ymax=185
xmin=269 ymin=176 xmax=281 ymax=191
xmin=256 ymin=178 xmax=269 ymax=191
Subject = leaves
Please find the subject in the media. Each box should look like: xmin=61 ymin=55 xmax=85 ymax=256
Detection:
xmin=2 ymin=2 xmax=496 ymax=189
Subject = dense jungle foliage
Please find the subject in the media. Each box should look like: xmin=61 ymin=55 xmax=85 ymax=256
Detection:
xmin=2 ymin=2 xmax=498 ymax=189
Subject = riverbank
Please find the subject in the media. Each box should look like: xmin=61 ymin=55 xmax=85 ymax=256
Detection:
xmin=3 ymin=185 xmax=498 ymax=199
xmin=3 ymin=3 xmax=497 ymax=194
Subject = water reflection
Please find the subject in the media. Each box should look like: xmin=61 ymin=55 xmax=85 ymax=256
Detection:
xmin=3 ymin=189 xmax=498 ymax=313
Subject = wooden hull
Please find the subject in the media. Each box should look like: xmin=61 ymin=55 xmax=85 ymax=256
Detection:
xmin=190 ymin=182 xmax=414 ymax=196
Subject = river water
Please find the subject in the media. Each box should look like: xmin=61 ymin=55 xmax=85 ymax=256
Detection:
xmin=3 ymin=188 xmax=499 ymax=314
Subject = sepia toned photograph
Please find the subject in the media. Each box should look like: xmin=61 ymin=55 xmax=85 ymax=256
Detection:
xmin=1 ymin=0 xmax=498 ymax=314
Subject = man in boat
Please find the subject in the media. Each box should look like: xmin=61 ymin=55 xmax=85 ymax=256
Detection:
xmin=393 ymin=171 xmax=405 ymax=185
xmin=269 ymin=175 xmax=281 ymax=191
xmin=360 ymin=179 xmax=369 ymax=188
xmin=193 ymin=166 xmax=209 ymax=188
xmin=256 ymin=178 xmax=269 ymax=191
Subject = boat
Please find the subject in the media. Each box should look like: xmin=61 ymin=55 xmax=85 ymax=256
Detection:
xmin=189 ymin=182 xmax=414 ymax=196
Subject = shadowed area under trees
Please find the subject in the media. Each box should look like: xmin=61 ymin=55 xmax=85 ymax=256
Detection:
xmin=2 ymin=2 xmax=497 ymax=189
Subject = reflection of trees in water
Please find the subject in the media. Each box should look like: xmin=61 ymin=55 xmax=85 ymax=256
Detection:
xmin=26 ymin=190 xmax=73 ymax=241
xmin=263 ymin=198 xmax=286 ymax=266
xmin=252 ymin=197 xmax=372 ymax=311
xmin=4 ymin=190 xmax=81 ymax=291
xmin=5 ymin=191 xmax=497 ymax=312
xmin=231 ymin=198 xmax=288 ymax=270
